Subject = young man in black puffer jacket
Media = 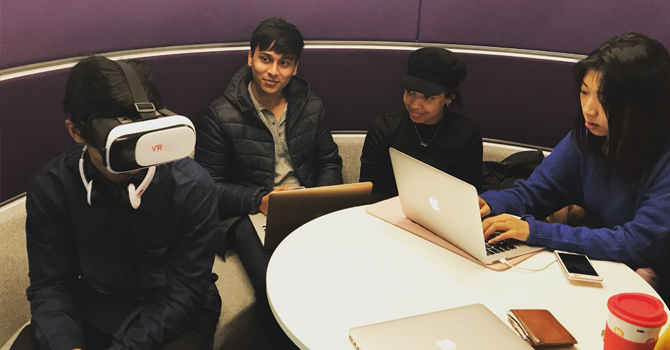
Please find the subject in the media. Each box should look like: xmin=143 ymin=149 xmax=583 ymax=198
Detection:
xmin=195 ymin=17 xmax=342 ymax=349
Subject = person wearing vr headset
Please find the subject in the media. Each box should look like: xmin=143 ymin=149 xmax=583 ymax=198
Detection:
xmin=12 ymin=56 xmax=221 ymax=350
xmin=359 ymin=47 xmax=483 ymax=203
xmin=195 ymin=17 xmax=342 ymax=349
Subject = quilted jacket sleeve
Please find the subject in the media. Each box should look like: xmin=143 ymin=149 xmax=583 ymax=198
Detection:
xmin=195 ymin=106 xmax=268 ymax=217
xmin=312 ymin=103 xmax=343 ymax=187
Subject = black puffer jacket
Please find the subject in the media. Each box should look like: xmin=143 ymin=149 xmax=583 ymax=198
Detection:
xmin=195 ymin=65 xmax=343 ymax=219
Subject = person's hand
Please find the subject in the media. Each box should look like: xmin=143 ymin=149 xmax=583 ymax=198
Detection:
xmin=259 ymin=186 xmax=294 ymax=215
xmin=482 ymin=214 xmax=530 ymax=243
xmin=478 ymin=197 xmax=491 ymax=217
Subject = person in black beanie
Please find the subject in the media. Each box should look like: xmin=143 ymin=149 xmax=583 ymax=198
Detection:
xmin=359 ymin=47 xmax=483 ymax=203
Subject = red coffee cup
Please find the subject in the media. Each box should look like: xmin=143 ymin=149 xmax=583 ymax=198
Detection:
xmin=604 ymin=293 xmax=667 ymax=350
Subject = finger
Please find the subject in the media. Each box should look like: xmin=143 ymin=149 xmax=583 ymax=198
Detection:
xmin=481 ymin=217 xmax=496 ymax=237
xmin=486 ymin=225 xmax=518 ymax=243
xmin=484 ymin=214 xmax=515 ymax=224
xmin=481 ymin=218 xmax=493 ymax=236
xmin=483 ymin=215 xmax=516 ymax=238
xmin=484 ymin=221 xmax=507 ymax=239
xmin=482 ymin=218 xmax=502 ymax=238
xmin=478 ymin=197 xmax=491 ymax=216
xmin=482 ymin=214 xmax=507 ymax=228
xmin=487 ymin=231 xmax=513 ymax=244
xmin=491 ymin=229 xmax=523 ymax=243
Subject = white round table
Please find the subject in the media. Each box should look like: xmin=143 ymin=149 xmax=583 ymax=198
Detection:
xmin=267 ymin=206 xmax=668 ymax=350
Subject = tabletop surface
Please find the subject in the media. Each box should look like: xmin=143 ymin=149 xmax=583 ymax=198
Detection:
xmin=266 ymin=205 xmax=668 ymax=350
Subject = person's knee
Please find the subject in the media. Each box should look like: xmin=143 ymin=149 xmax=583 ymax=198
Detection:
xmin=9 ymin=324 xmax=39 ymax=350
xmin=234 ymin=217 xmax=272 ymax=293
xmin=161 ymin=312 xmax=216 ymax=350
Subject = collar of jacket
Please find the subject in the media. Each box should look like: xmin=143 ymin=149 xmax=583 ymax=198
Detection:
xmin=224 ymin=65 xmax=310 ymax=125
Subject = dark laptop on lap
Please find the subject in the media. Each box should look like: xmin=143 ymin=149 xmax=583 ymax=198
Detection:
xmin=249 ymin=182 xmax=372 ymax=251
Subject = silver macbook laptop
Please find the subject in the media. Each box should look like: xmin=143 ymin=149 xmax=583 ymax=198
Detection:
xmin=389 ymin=148 xmax=542 ymax=264
xmin=249 ymin=182 xmax=372 ymax=251
xmin=349 ymin=304 xmax=533 ymax=350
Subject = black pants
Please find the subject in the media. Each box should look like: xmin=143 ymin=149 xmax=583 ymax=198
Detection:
xmin=234 ymin=216 xmax=299 ymax=350
xmin=9 ymin=311 xmax=215 ymax=350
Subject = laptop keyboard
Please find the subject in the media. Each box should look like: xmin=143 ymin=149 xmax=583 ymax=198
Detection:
xmin=485 ymin=233 xmax=518 ymax=256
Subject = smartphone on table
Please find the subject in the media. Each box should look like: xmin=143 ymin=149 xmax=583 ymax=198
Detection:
xmin=554 ymin=250 xmax=603 ymax=282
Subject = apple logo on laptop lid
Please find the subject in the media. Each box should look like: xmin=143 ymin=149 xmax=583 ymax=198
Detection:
xmin=429 ymin=196 xmax=440 ymax=211
xmin=436 ymin=339 xmax=457 ymax=350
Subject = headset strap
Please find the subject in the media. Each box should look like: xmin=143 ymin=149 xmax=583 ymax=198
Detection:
xmin=157 ymin=108 xmax=176 ymax=116
xmin=116 ymin=61 xmax=156 ymax=121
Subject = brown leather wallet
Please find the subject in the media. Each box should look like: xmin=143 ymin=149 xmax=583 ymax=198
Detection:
xmin=507 ymin=309 xmax=578 ymax=348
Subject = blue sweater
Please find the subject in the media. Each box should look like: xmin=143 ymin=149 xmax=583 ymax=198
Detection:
xmin=481 ymin=133 xmax=670 ymax=285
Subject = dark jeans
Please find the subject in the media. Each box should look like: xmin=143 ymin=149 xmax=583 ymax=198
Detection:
xmin=234 ymin=216 xmax=299 ymax=350
xmin=9 ymin=311 xmax=215 ymax=350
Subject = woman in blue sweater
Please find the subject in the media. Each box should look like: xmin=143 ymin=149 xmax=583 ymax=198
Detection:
xmin=479 ymin=33 xmax=670 ymax=300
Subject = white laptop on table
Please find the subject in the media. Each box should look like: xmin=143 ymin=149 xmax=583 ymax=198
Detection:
xmin=349 ymin=304 xmax=533 ymax=350
xmin=389 ymin=148 xmax=542 ymax=265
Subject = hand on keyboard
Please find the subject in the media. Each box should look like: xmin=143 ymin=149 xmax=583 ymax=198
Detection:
xmin=485 ymin=233 xmax=518 ymax=256
xmin=482 ymin=214 xmax=530 ymax=244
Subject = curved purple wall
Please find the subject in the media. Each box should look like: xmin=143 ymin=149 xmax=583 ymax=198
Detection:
xmin=2 ymin=0 xmax=670 ymax=69
xmin=0 ymin=0 xmax=420 ymax=69
xmin=2 ymin=0 xmax=670 ymax=201
xmin=419 ymin=0 xmax=670 ymax=54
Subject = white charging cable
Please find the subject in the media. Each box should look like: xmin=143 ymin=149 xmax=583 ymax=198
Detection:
xmin=500 ymin=258 xmax=557 ymax=272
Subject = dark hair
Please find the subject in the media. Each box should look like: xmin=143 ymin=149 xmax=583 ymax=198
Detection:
xmin=250 ymin=17 xmax=304 ymax=60
xmin=444 ymin=88 xmax=463 ymax=108
xmin=63 ymin=56 xmax=164 ymax=131
xmin=572 ymin=33 xmax=670 ymax=190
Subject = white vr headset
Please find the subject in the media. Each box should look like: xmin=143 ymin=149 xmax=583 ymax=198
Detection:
xmin=82 ymin=61 xmax=195 ymax=174
xmin=78 ymin=61 xmax=195 ymax=209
